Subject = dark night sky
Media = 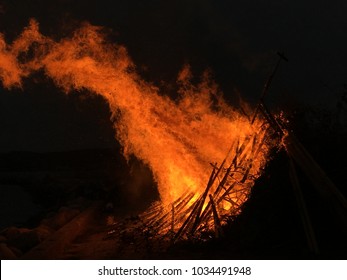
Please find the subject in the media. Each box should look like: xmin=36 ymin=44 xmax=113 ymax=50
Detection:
xmin=1 ymin=0 xmax=347 ymax=152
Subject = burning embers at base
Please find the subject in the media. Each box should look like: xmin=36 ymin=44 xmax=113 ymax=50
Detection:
xmin=0 ymin=20 xmax=282 ymax=239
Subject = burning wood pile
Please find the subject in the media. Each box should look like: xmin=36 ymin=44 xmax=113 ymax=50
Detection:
xmin=139 ymin=121 xmax=281 ymax=241
xmin=0 ymin=20 xmax=286 ymax=243
xmin=1 ymin=20 xmax=347 ymax=258
xmin=136 ymin=53 xmax=290 ymax=242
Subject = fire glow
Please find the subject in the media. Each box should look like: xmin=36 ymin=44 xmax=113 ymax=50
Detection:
xmin=0 ymin=20 xmax=280 ymax=236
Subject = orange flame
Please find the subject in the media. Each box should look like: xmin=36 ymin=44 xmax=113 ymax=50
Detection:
xmin=0 ymin=20 xmax=275 ymax=206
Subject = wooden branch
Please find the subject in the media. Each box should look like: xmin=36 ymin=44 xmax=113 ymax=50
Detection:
xmin=209 ymin=194 xmax=224 ymax=238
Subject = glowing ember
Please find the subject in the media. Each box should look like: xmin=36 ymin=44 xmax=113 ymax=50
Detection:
xmin=0 ymin=20 xmax=280 ymax=235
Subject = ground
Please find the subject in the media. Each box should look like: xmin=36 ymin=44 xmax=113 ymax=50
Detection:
xmin=0 ymin=127 xmax=347 ymax=259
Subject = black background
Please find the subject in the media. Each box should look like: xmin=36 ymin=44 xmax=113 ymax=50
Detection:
xmin=1 ymin=0 xmax=347 ymax=152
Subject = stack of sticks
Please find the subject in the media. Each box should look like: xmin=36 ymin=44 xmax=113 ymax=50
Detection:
xmin=139 ymin=121 xmax=277 ymax=241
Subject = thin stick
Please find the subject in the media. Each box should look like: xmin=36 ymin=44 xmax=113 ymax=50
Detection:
xmin=209 ymin=194 xmax=224 ymax=238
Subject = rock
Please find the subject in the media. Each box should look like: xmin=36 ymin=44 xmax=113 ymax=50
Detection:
xmin=0 ymin=243 xmax=17 ymax=259
xmin=1 ymin=227 xmax=17 ymax=238
xmin=1 ymin=227 xmax=30 ymax=240
xmin=41 ymin=207 xmax=80 ymax=230
xmin=34 ymin=225 xmax=54 ymax=241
